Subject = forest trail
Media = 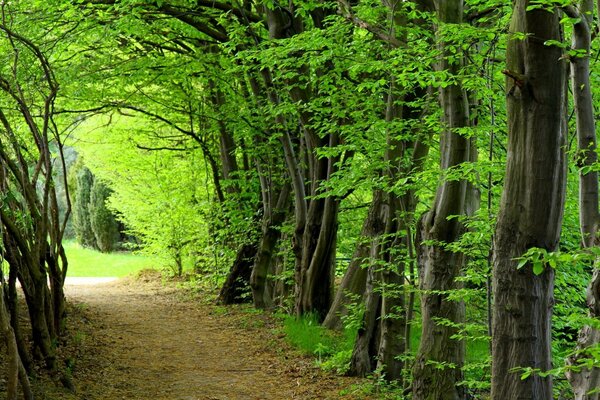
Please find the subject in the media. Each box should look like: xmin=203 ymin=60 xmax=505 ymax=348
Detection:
xmin=61 ymin=274 xmax=363 ymax=400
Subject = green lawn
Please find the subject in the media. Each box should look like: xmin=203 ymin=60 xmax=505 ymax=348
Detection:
xmin=64 ymin=240 xmax=160 ymax=277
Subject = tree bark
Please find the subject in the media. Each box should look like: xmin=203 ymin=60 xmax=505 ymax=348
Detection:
xmin=251 ymin=183 xmax=291 ymax=309
xmin=322 ymin=200 xmax=377 ymax=330
xmin=0 ymin=282 xmax=33 ymax=400
xmin=7 ymin=261 xmax=31 ymax=372
xmin=260 ymin=7 xmax=343 ymax=321
xmin=348 ymin=194 xmax=386 ymax=375
xmin=491 ymin=2 xmax=567 ymax=399
xmin=412 ymin=1 xmax=472 ymax=398
xmin=564 ymin=3 xmax=600 ymax=399
xmin=217 ymin=240 xmax=258 ymax=304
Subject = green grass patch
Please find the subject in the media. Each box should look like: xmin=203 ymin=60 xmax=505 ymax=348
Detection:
xmin=64 ymin=240 xmax=160 ymax=277
xmin=283 ymin=313 xmax=355 ymax=373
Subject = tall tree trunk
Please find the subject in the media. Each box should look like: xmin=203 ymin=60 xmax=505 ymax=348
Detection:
xmin=261 ymin=7 xmax=343 ymax=321
xmin=295 ymin=194 xmax=340 ymax=321
xmin=491 ymin=2 xmax=567 ymax=398
xmin=564 ymin=3 xmax=600 ymax=399
xmin=46 ymin=246 xmax=66 ymax=336
xmin=348 ymin=192 xmax=387 ymax=376
xmin=251 ymin=183 xmax=291 ymax=309
xmin=1 ymin=283 xmax=19 ymax=400
xmin=344 ymin=0 xmax=433 ymax=378
xmin=412 ymin=1 xmax=472 ymax=398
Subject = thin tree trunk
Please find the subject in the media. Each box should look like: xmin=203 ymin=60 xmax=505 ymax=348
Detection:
xmin=491 ymin=2 xmax=567 ymax=398
xmin=348 ymin=266 xmax=381 ymax=376
xmin=296 ymin=194 xmax=340 ymax=321
xmin=0 ymin=283 xmax=32 ymax=400
xmin=7 ymin=261 xmax=31 ymax=372
xmin=261 ymin=8 xmax=342 ymax=321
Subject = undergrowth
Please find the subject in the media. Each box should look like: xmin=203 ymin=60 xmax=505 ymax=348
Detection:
xmin=282 ymin=313 xmax=355 ymax=374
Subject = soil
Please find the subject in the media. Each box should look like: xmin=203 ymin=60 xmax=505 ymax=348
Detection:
xmin=1 ymin=272 xmax=371 ymax=400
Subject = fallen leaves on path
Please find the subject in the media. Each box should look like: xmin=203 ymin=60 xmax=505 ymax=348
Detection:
xmin=1 ymin=273 xmax=372 ymax=399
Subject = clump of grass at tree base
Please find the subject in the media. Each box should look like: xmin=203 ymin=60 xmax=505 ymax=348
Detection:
xmin=282 ymin=313 xmax=356 ymax=374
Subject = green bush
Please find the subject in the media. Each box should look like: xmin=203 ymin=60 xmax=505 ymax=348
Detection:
xmin=89 ymin=180 xmax=120 ymax=252
xmin=74 ymin=166 xmax=96 ymax=248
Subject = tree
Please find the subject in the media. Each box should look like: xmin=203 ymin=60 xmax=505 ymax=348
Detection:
xmin=412 ymin=1 xmax=477 ymax=397
xmin=491 ymin=2 xmax=567 ymax=398
xmin=74 ymin=165 xmax=97 ymax=248
xmin=563 ymin=2 xmax=600 ymax=398
xmin=0 ymin=2 xmax=73 ymax=387
xmin=89 ymin=179 xmax=120 ymax=252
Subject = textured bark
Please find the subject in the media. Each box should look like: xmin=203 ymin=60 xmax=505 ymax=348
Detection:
xmin=346 ymin=0 xmax=433 ymax=382
xmin=412 ymin=1 xmax=472 ymax=398
xmin=7 ymin=262 xmax=31 ymax=372
xmin=5 ymin=236 xmax=58 ymax=373
xmin=262 ymin=7 xmax=343 ymax=321
xmin=348 ymin=238 xmax=385 ymax=376
xmin=1 ymin=284 xmax=19 ymax=400
xmin=251 ymin=183 xmax=291 ymax=309
xmin=218 ymin=241 xmax=258 ymax=304
xmin=491 ymin=3 xmax=567 ymax=399
xmin=322 ymin=201 xmax=377 ymax=331
xmin=564 ymin=3 xmax=600 ymax=399
xmin=375 ymin=203 xmax=407 ymax=381
xmin=296 ymin=194 xmax=340 ymax=321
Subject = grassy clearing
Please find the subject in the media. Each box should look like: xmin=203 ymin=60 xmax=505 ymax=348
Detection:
xmin=64 ymin=240 xmax=160 ymax=277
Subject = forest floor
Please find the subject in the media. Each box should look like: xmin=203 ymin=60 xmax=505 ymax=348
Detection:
xmin=1 ymin=272 xmax=371 ymax=400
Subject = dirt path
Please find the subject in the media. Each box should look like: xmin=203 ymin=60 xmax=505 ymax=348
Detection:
xmin=60 ymin=275 xmax=364 ymax=400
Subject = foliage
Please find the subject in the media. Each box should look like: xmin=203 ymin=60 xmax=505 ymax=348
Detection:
xmin=74 ymin=165 xmax=97 ymax=248
xmin=73 ymin=115 xmax=214 ymax=277
xmin=89 ymin=180 xmax=120 ymax=253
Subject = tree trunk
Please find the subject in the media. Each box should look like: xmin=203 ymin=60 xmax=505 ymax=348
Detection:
xmin=46 ymin=246 xmax=66 ymax=337
xmin=1 ymin=284 xmax=19 ymax=400
xmin=251 ymin=183 xmax=291 ymax=309
xmin=322 ymin=199 xmax=378 ymax=330
xmin=345 ymin=1 xmax=434 ymax=379
xmin=375 ymin=198 xmax=407 ymax=381
xmin=261 ymin=8 xmax=342 ymax=322
xmin=491 ymin=3 xmax=567 ymax=399
xmin=348 ymin=248 xmax=383 ymax=377
xmin=7 ymin=261 xmax=31 ymax=372
xmin=412 ymin=2 xmax=472 ymax=398
xmin=564 ymin=3 xmax=600 ymax=399
xmin=295 ymin=195 xmax=340 ymax=321
xmin=217 ymin=240 xmax=258 ymax=304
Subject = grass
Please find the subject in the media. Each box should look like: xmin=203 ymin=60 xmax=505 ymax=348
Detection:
xmin=282 ymin=313 xmax=355 ymax=373
xmin=63 ymin=240 xmax=160 ymax=277
xmin=283 ymin=315 xmax=491 ymax=384
xmin=284 ymin=314 xmax=347 ymax=356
